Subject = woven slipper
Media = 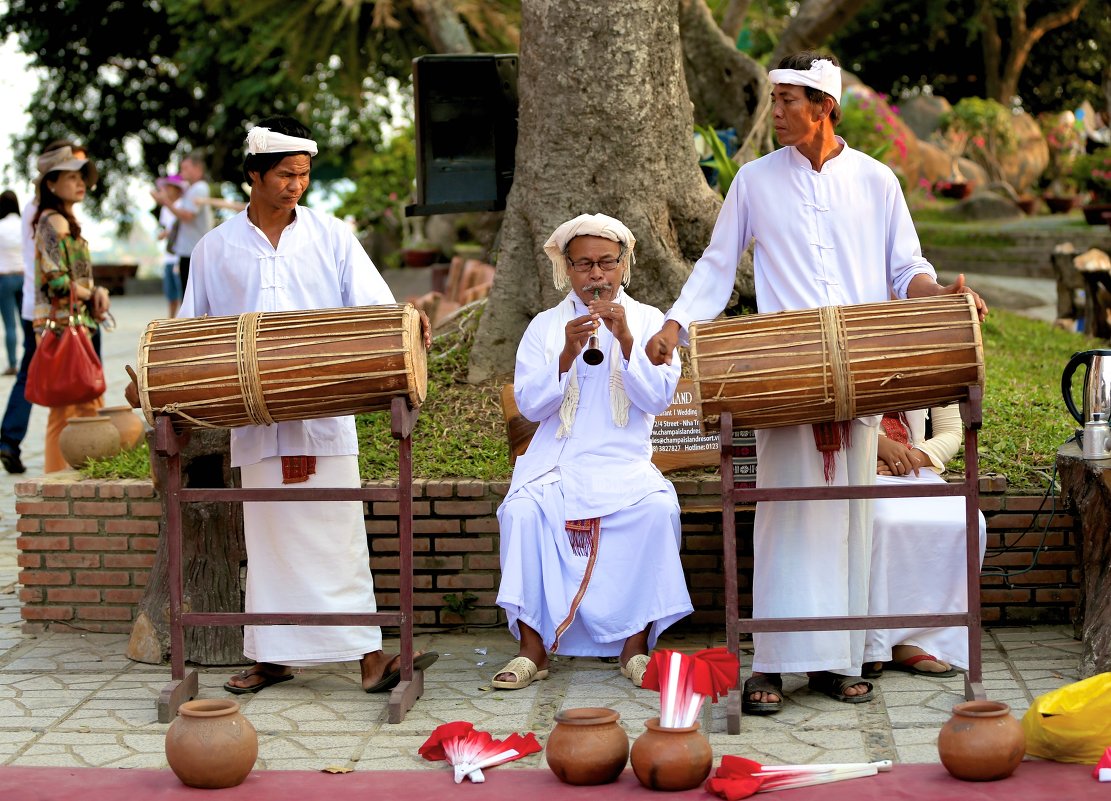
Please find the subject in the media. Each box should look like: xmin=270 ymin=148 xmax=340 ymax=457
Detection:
xmin=620 ymin=653 xmax=651 ymax=688
xmin=223 ymin=665 xmax=294 ymax=695
xmin=491 ymin=656 xmax=550 ymax=690
xmin=365 ymin=651 xmax=440 ymax=694
xmin=741 ymin=673 xmax=783 ymax=715
xmin=807 ymin=671 xmax=874 ymax=704
xmin=886 ymin=653 xmax=959 ymax=678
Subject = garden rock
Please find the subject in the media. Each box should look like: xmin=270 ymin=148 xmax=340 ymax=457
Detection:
xmin=957 ymin=191 xmax=1024 ymax=220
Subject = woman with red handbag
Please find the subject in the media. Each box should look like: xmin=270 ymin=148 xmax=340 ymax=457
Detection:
xmin=29 ymin=146 xmax=111 ymax=472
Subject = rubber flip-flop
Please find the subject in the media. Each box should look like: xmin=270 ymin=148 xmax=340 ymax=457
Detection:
xmin=741 ymin=673 xmax=783 ymax=715
xmin=365 ymin=651 xmax=440 ymax=694
xmin=223 ymin=667 xmax=295 ymax=695
xmin=807 ymin=671 xmax=874 ymax=704
xmin=886 ymin=653 xmax=959 ymax=678
xmin=491 ymin=656 xmax=550 ymax=690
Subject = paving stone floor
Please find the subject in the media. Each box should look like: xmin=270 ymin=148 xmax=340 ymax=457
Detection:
xmin=0 ymin=286 xmax=1082 ymax=773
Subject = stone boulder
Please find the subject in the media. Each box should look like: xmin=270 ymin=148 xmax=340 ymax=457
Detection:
xmin=996 ymin=112 xmax=1049 ymax=194
xmin=900 ymin=94 xmax=952 ymax=141
xmin=956 ymin=190 xmax=1024 ymax=220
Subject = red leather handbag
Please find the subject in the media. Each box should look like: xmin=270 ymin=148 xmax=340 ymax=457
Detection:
xmin=25 ymin=288 xmax=105 ymax=407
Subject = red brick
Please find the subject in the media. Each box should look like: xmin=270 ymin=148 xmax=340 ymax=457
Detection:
xmin=47 ymin=588 xmax=101 ymax=603
xmin=434 ymin=500 xmax=493 ymax=516
xmin=44 ymin=518 xmax=99 ymax=534
xmin=1003 ymin=496 xmax=1060 ymax=512
xmin=16 ymin=553 xmax=41 ymax=568
xmin=40 ymin=482 xmax=72 ymax=498
xmin=413 ymin=519 xmax=460 ymax=534
xmin=103 ymin=588 xmax=145 ymax=604
xmin=463 ymin=518 xmax=500 ymax=534
xmin=979 ymin=588 xmax=1032 ymax=604
xmin=370 ymin=538 xmax=430 ymax=554
xmin=19 ymin=570 xmax=72 ymax=586
xmin=681 ymin=555 xmax=719 ymax=570
xmin=435 ymin=574 xmax=494 ymax=590
xmin=423 ymin=481 xmax=454 ymax=498
xmin=465 ymin=608 xmax=501 ymax=625
xmin=488 ymin=481 xmax=510 ymax=496
xmin=103 ymin=553 xmax=156 ymax=569
xmin=370 ymin=556 xmax=399 ymax=570
xmin=981 ymin=606 xmax=1001 ymax=622
xmin=129 ymin=502 xmax=164 ymax=517
xmin=455 ymin=480 xmax=485 ymax=497
xmin=130 ymin=537 xmax=160 ymax=551
xmin=15 ymin=500 xmax=70 ymax=515
xmin=133 ymin=572 xmax=149 ymax=587
xmin=76 ymin=607 xmax=134 ymax=621
xmin=413 ymin=610 xmax=438 ymax=625
xmin=21 ymin=606 xmax=73 ymax=621
xmin=75 ymin=571 xmax=131 ymax=586
xmin=126 ymin=483 xmax=156 ymax=498
xmin=467 ymin=555 xmax=502 ymax=570
xmin=104 ymin=519 xmax=159 ymax=535
xmin=16 ymin=535 xmax=69 ymax=551
xmin=365 ymin=520 xmax=399 ymax=535
xmin=68 ymin=484 xmax=98 ymax=498
xmin=73 ymin=536 xmax=129 ymax=551
xmin=1036 ymin=588 xmax=1079 ymax=603
xmin=374 ymin=574 xmax=432 ymax=590
xmin=44 ymin=553 xmax=101 ymax=569
xmin=97 ymin=484 xmax=127 ymax=499
xmin=15 ymin=517 xmax=41 ymax=532
xmin=72 ymin=501 xmax=126 ymax=516
xmin=434 ymin=536 xmax=492 ymax=553
xmin=683 ymin=535 xmax=722 ymax=551
xmin=18 ymin=587 xmax=43 ymax=603
xmin=414 ymin=555 xmax=462 ymax=571
xmin=370 ymin=501 xmax=431 ymax=517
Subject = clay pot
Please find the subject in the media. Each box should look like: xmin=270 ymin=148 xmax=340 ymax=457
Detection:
xmin=937 ymin=700 xmax=1025 ymax=781
xmin=546 ymin=707 xmax=629 ymax=785
xmin=58 ymin=416 xmax=121 ymax=469
xmin=98 ymin=405 xmax=145 ymax=450
xmin=165 ymin=698 xmax=258 ymax=789
xmin=630 ymin=717 xmax=713 ymax=791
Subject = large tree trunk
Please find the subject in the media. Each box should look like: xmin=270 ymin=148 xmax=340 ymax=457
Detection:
xmin=979 ymin=0 xmax=1087 ymax=104
xmin=467 ymin=0 xmax=727 ymax=383
xmin=679 ymin=0 xmax=770 ymax=144
xmin=769 ymin=0 xmax=870 ymax=66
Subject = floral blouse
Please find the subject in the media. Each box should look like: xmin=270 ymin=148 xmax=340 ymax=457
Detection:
xmin=33 ymin=212 xmax=97 ymax=335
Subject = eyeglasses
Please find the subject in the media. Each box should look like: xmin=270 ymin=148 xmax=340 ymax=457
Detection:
xmin=568 ymin=256 xmax=621 ymax=272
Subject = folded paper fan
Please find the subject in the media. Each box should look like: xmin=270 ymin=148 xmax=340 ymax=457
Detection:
xmin=419 ymin=721 xmax=541 ymax=783
xmin=706 ymin=755 xmax=892 ymax=798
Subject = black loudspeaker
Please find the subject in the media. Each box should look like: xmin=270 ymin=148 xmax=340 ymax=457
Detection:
xmin=406 ymin=54 xmax=519 ymax=217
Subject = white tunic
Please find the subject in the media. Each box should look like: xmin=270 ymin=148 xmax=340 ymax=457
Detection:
xmin=497 ymin=290 xmax=693 ymax=655
xmin=666 ymin=140 xmax=937 ymax=675
xmin=865 ymin=406 xmax=987 ymax=670
xmin=178 ymin=205 xmax=395 ymax=664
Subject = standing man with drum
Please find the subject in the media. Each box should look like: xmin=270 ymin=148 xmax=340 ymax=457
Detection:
xmin=176 ymin=115 xmax=437 ymax=694
xmin=645 ymin=52 xmax=987 ymax=714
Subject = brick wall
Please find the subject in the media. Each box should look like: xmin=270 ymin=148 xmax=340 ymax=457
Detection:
xmin=16 ymin=474 xmax=1079 ymax=634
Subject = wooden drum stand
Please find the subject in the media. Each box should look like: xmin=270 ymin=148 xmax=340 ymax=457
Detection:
xmin=719 ymin=386 xmax=986 ymax=733
xmin=154 ymin=397 xmax=424 ymax=724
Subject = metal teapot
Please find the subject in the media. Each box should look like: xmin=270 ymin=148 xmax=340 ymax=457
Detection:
xmin=1062 ymin=349 xmax=1111 ymax=426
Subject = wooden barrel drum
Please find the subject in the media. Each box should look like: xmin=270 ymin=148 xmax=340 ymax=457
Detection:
xmin=689 ymin=295 xmax=984 ymax=430
xmin=137 ymin=304 xmax=427 ymax=431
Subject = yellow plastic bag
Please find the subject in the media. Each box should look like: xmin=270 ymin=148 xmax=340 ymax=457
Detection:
xmin=1021 ymin=672 xmax=1111 ymax=764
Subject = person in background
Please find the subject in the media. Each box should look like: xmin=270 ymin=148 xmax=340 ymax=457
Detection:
xmin=152 ymin=151 xmax=211 ymax=294
xmin=0 ymin=140 xmax=87 ymax=475
xmin=0 ymin=191 xmax=24 ymax=375
xmin=151 ymin=174 xmax=185 ymax=318
xmin=32 ymin=146 xmax=110 ymax=472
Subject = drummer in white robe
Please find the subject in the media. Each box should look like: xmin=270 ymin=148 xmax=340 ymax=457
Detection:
xmin=645 ymin=52 xmax=987 ymax=713
xmin=864 ymin=405 xmax=987 ymax=677
xmin=176 ymin=115 xmax=436 ymax=694
xmin=492 ymin=213 xmax=693 ymax=690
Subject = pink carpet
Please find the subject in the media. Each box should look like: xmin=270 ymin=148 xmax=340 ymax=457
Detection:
xmin=0 ymin=762 xmax=1103 ymax=800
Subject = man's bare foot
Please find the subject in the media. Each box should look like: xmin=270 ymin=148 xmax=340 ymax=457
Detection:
xmin=224 ymin=662 xmax=293 ymax=693
xmin=746 ymin=672 xmax=782 ymax=705
xmin=360 ymin=649 xmax=433 ymax=692
xmin=892 ymin=644 xmax=952 ymax=673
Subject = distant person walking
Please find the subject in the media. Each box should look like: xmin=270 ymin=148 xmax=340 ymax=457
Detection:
xmin=150 ymin=174 xmax=185 ymax=318
xmin=0 ymin=191 xmax=23 ymax=375
xmin=153 ymin=152 xmax=211 ymax=295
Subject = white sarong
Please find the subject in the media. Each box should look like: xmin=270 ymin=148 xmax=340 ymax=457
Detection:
xmin=241 ymin=454 xmax=382 ymax=665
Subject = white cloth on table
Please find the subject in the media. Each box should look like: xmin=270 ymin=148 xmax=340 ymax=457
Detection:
xmin=179 ymin=204 xmax=395 ymax=468
xmin=241 ymin=455 xmax=381 ymax=665
xmin=497 ymin=289 xmax=691 ymax=655
xmin=666 ymin=139 xmax=935 ymax=677
xmin=864 ymin=406 xmax=987 ymax=670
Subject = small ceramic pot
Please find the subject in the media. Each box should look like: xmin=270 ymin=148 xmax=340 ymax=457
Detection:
xmin=937 ymin=700 xmax=1025 ymax=781
xmin=165 ymin=698 xmax=258 ymax=789
xmin=58 ymin=416 xmax=121 ymax=469
xmin=546 ymin=707 xmax=629 ymax=785
xmin=98 ymin=405 xmax=146 ymax=450
xmin=630 ymin=717 xmax=713 ymax=791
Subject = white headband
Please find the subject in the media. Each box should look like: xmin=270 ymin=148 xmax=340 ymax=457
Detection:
xmin=543 ymin=213 xmax=636 ymax=291
xmin=245 ymin=126 xmax=319 ymax=157
xmin=768 ymin=59 xmax=842 ymax=103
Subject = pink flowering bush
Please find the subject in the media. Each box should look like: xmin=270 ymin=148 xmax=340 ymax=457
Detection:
xmin=839 ymin=88 xmax=908 ymax=174
xmin=1071 ymin=148 xmax=1111 ymax=203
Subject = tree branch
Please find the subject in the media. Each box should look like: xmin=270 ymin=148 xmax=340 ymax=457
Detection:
xmin=719 ymin=0 xmax=750 ymax=42
xmin=411 ymin=0 xmax=475 ymax=54
xmin=769 ymin=0 xmax=870 ymax=66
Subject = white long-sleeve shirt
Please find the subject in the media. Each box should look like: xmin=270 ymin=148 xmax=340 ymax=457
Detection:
xmin=178 ymin=205 xmax=395 ymax=467
xmin=506 ymin=290 xmax=680 ymax=520
xmin=666 ymin=138 xmax=936 ymax=339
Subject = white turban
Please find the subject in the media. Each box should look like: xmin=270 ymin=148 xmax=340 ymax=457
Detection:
xmin=768 ymin=58 xmax=842 ymax=103
xmin=543 ymin=213 xmax=636 ymax=291
xmin=245 ymin=126 xmax=319 ymax=157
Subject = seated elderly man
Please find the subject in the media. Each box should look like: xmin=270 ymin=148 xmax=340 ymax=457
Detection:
xmin=492 ymin=213 xmax=694 ymax=691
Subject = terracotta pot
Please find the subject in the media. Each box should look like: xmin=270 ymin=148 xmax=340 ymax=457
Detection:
xmin=165 ymin=698 xmax=258 ymax=789
xmin=58 ymin=416 xmax=121 ymax=469
xmin=1044 ymin=195 xmax=1079 ymax=214
xmin=98 ymin=405 xmax=145 ymax=450
xmin=546 ymin=707 xmax=629 ymax=785
xmin=937 ymin=700 xmax=1025 ymax=781
xmin=630 ymin=717 xmax=714 ymax=791
xmin=1081 ymin=202 xmax=1111 ymax=225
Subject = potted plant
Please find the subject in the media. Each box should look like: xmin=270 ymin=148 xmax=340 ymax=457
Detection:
xmin=1072 ymin=147 xmax=1111 ymax=224
xmin=1038 ymin=110 xmax=1084 ymax=213
xmin=938 ymin=97 xmax=1018 ymax=197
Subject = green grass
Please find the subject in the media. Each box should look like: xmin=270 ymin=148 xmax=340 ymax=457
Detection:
xmin=81 ymin=304 xmax=1087 ymax=491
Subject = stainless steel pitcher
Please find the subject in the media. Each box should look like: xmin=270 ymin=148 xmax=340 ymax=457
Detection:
xmin=1062 ymin=349 xmax=1111 ymax=425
